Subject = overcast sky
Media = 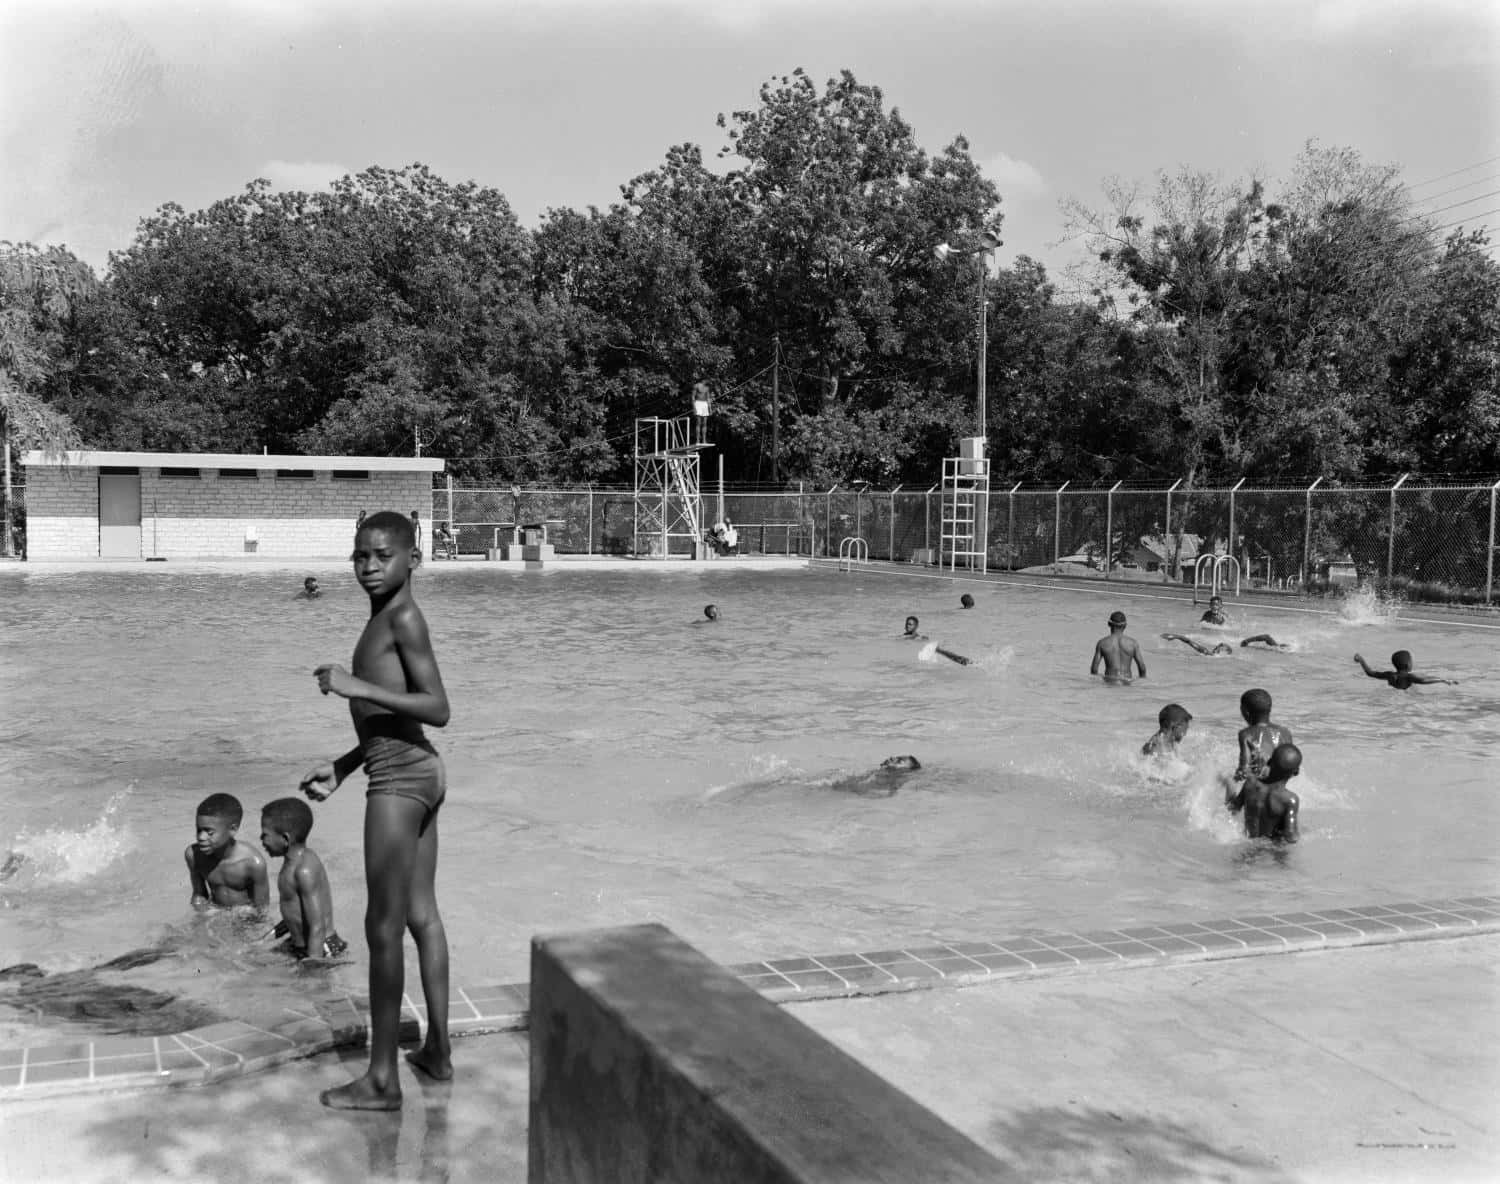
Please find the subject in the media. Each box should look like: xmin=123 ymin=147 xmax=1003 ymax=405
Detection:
xmin=2 ymin=0 xmax=1496 ymax=284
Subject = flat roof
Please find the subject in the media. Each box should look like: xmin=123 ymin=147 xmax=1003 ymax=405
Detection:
xmin=22 ymin=450 xmax=445 ymax=473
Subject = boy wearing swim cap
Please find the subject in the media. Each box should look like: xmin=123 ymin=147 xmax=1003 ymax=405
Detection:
xmin=1091 ymin=610 xmax=1146 ymax=683
xmin=1143 ymin=704 xmax=1192 ymax=756
xmin=1227 ymin=742 xmax=1301 ymax=842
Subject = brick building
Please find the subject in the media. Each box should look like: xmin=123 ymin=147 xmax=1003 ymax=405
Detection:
xmin=21 ymin=451 xmax=445 ymax=560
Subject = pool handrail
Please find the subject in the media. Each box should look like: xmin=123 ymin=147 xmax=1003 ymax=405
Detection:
xmin=838 ymin=536 xmax=870 ymax=571
xmin=1194 ymin=553 xmax=1242 ymax=602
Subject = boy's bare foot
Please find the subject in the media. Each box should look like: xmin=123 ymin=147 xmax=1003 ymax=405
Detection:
xmin=320 ymin=1075 xmax=402 ymax=1111
xmin=405 ymin=1047 xmax=453 ymax=1081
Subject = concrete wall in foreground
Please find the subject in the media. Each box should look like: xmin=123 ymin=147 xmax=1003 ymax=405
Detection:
xmin=25 ymin=467 xmax=435 ymax=560
xmin=528 ymin=923 xmax=1007 ymax=1184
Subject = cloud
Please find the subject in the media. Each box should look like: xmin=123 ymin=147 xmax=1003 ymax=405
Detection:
xmin=984 ymin=153 xmax=1047 ymax=201
xmin=258 ymin=160 xmax=352 ymax=192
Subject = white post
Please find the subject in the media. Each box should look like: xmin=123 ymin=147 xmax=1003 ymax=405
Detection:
xmin=1164 ymin=478 xmax=1181 ymax=583
xmin=446 ymin=474 xmax=454 ymax=536
xmin=587 ymin=483 xmax=594 ymax=556
xmin=1228 ymin=477 xmax=1245 ymax=566
xmin=1104 ymin=481 xmax=1122 ymax=580
xmin=1388 ymin=473 xmax=1409 ymax=584
xmin=889 ymin=485 xmax=902 ymax=562
xmin=1053 ymin=481 xmax=1070 ymax=567
xmin=1008 ymin=481 xmax=1021 ymax=572
xmin=1303 ymin=477 xmax=1322 ymax=587
xmin=1487 ymin=478 xmax=1499 ymax=605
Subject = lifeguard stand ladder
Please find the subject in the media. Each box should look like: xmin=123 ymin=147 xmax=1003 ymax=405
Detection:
xmin=940 ymin=438 xmax=990 ymax=574
xmin=633 ymin=413 xmax=709 ymax=559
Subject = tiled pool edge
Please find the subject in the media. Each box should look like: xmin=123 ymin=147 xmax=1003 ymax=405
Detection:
xmin=3 ymin=895 xmax=1496 ymax=1101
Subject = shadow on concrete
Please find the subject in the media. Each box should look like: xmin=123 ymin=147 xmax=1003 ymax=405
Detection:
xmin=986 ymin=1106 xmax=1292 ymax=1183
xmin=64 ymin=1041 xmax=529 ymax=1184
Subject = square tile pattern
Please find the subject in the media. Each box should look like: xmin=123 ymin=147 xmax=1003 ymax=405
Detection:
xmin=2 ymin=894 xmax=1495 ymax=1101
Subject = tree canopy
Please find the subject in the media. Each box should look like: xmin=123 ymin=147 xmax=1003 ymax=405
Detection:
xmin=6 ymin=80 xmax=1496 ymax=491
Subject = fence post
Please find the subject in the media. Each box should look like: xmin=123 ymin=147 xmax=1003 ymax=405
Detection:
xmin=1104 ymin=481 xmax=1121 ymax=580
xmin=1303 ymin=477 xmax=1322 ymax=588
xmin=1008 ymin=482 xmax=1020 ymax=573
xmin=1053 ymin=481 xmax=1069 ymax=567
xmin=446 ymin=474 xmax=454 ymax=534
xmin=1164 ymin=479 xmax=1180 ymax=582
xmin=889 ymin=485 xmax=901 ymax=561
xmin=925 ymin=484 xmax=937 ymax=554
xmin=1388 ymin=473 xmax=1409 ymax=584
xmin=1489 ymin=479 xmax=1500 ymax=605
xmin=1228 ymin=478 xmax=1245 ymax=562
xmin=586 ymin=484 xmax=594 ymax=557
xmin=825 ymin=486 xmax=837 ymax=558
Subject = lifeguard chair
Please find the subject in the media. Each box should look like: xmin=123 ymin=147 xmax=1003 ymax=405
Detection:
xmin=633 ymin=398 xmax=710 ymax=559
xmin=940 ymin=436 xmax=990 ymax=573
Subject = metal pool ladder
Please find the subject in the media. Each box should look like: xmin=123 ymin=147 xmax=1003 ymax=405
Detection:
xmin=838 ymin=536 xmax=870 ymax=572
xmin=1194 ymin=553 xmax=1241 ymax=602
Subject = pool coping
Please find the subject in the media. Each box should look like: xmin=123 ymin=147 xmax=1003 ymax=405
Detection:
xmin=2 ymin=894 xmax=1496 ymax=1102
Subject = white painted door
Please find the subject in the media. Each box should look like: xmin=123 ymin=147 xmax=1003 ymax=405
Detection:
xmin=98 ymin=473 xmax=141 ymax=558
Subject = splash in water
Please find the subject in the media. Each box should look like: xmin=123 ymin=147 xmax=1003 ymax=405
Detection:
xmin=1338 ymin=585 xmax=1401 ymax=626
xmin=5 ymin=789 xmax=137 ymax=886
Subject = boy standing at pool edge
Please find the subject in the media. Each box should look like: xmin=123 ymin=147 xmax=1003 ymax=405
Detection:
xmin=301 ymin=509 xmax=453 ymax=1110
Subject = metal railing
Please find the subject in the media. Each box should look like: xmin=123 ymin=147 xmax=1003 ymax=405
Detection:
xmin=437 ymin=476 xmax=1500 ymax=605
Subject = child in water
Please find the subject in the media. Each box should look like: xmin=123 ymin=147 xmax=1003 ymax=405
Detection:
xmin=1091 ymin=611 xmax=1147 ymax=683
xmin=1200 ymin=595 xmax=1227 ymax=625
xmin=1161 ymin=633 xmax=1290 ymax=656
xmin=1353 ymin=650 xmax=1458 ymax=690
xmin=1142 ymin=703 xmax=1192 ymax=756
xmin=185 ymin=793 xmax=269 ymax=909
xmin=1233 ymin=688 xmax=1293 ymax=782
xmin=1227 ymin=743 xmax=1302 ymax=843
xmin=260 ymin=798 xmax=348 ymax=961
xmin=301 ymin=509 xmax=452 ymax=1108
xmin=902 ymin=615 xmax=926 ymax=639
xmin=297 ymin=576 xmax=321 ymax=600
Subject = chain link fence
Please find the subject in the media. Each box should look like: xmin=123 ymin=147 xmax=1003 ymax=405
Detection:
xmin=438 ymin=477 xmax=1500 ymax=605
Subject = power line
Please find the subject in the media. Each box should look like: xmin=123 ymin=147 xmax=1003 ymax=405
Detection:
xmin=1435 ymin=209 xmax=1499 ymax=234
xmin=1408 ymin=173 xmax=1500 ymax=207
xmin=1415 ymin=189 xmax=1500 ymax=220
xmin=1407 ymin=155 xmax=1500 ymax=191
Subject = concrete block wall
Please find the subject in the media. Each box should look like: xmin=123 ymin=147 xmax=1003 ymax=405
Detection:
xmin=23 ymin=467 xmax=99 ymax=560
xmin=25 ymin=467 xmax=436 ymax=560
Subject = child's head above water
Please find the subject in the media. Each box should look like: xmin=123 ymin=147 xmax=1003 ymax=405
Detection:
xmin=960 ymin=593 xmax=975 ymax=609
xmin=303 ymin=576 xmax=319 ymax=591
xmin=1267 ymin=742 xmax=1302 ymax=780
xmin=1239 ymin=688 xmax=1273 ymax=724
xmin=194 ymin=793 xmax=244 ymax=854
xmin=260 ymin=797 xmax=314 ymax=856
xmin=1391 ymin=649 xmax=1413 ymax=672
xmin=703 ymin=603 xmax=719 ymax=621
xmin=904 ymin=615 xmax=919 ymax=635
xmin=1158 ymin=703 xmax=1193 ymax=740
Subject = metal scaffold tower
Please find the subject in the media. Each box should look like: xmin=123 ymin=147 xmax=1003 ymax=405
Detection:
xmin=633 ymin=412 xmax=709 ymax=559
xmin=940 ymin=438 xmax=990 ymax=573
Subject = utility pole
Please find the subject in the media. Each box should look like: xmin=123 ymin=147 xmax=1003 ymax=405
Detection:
xmin=771 ymin=334 xmax=781 ymax=485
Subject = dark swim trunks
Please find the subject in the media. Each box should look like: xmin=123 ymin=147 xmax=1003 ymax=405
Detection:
xmin=362 ymin=724 xmax=446 ymax=833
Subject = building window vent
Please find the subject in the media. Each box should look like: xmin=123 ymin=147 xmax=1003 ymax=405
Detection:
xmin=275 ymin=469 xmax=315 ymax=480
xmin=160 ymin=467 xmax=201 ymax=479
xmin=218 ymin=468 xmax=259 ymax=480
xmin=331 ymin=470 xmax=370 ymax=481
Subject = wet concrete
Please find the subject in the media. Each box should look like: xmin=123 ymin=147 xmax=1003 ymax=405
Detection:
xmin=2 ymin=935 xmax=1495 ymax=1183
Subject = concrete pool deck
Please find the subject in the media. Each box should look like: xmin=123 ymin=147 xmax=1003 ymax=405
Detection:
xmin=2 ymin=931 xmax=1495 ymax=1183
xmin=2 ymin=896 xmax=1497 ymax=1180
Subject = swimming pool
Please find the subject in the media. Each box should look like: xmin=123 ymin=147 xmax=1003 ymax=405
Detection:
xmin=2 ymin=564 xmax=1496 ymax=1045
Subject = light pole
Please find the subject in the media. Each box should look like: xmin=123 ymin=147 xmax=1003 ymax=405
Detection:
xmin=934 ymin=230 xmax=1002 ymax=448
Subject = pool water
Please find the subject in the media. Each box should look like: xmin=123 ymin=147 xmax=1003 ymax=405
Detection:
xmin=2 ymin=565 xmax=1496 ymax=1045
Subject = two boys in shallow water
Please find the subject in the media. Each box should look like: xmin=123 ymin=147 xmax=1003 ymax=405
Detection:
xmin=186 ymin=793 xmax=345 ymax=959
